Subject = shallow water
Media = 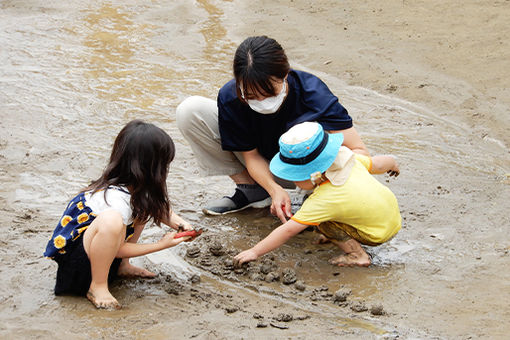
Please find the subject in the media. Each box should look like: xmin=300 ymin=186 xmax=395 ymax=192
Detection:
xmin=1 ymin=0 xmax=509 ymax=338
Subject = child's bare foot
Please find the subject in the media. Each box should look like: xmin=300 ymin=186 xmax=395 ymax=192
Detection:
xmin=328 ymin=251 xmax=371 ymax=267
xmin=86 ymin=288 xmax=121 ymax=310
xmin=117 ymin=261 xmax=156 ymax=278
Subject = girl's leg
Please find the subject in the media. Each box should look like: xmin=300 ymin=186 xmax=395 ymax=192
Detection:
xmin=116 ymin=222 xmax=155 ymax=278
xmin=82 ymin=210 xmax=125 ymax=309
xmin=117 ymin=259 xmax=155 ymax=278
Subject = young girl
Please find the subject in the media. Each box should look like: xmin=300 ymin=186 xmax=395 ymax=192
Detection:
xmin=44 ymin=119 xmax=195 ymax=310
xmin=234 ymin=122 xmax=401 ymax=267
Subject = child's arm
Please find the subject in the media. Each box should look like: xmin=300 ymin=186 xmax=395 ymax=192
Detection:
xmin=370 ymin=155 xmax=400 ymax=177
xmin=116 ymin=231 xmax=187 ymax=258
xmin=234 ymin=219 xmax=308 ymax=265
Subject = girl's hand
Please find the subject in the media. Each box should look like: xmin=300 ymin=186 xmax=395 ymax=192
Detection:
xmin=233 ymin=249 xmax=259 ymax=266
xmin=158 ymin=231 xmax=188 ymax=248
xmin=270 ymin=188 xmax=292 ymax=223
xmin=176 ymin=222 xmax=193 ymax=232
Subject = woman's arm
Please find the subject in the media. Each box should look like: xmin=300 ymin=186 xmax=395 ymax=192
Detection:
xmin=242 ymin=149 xmax=292 ymax=223
xmin=234 ymin=219 xmax=308 ymax=265
xmin=327 ymin=126 xmax=369 ymax=156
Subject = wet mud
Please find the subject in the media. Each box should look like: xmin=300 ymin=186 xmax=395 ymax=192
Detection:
xmin=1 ymin=0 xmax=510 ymax=339
xmin=183 ymin=234 xmax=387 ymax=319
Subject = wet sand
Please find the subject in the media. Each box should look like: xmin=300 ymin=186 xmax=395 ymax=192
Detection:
xmin=1 ymin=0 xmax=510 ymax=339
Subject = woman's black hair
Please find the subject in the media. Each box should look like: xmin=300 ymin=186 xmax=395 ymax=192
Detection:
xmin=233 ymin=36 xmax=290 ymax=102
xmin=85 ymin=119 xmax=175 ymax=226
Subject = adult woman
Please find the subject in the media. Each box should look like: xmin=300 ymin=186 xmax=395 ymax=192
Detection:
xmin=176 ymin=36 xmax=368 ymax=223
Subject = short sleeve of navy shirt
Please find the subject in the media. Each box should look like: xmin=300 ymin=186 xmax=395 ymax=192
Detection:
xmin=217 ymin=69 xmax=353 ymax=160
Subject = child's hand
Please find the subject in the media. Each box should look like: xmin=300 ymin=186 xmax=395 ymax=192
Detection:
xmin=387 ymin=160 xmax=400 ymax=177
xmin=176 ymin=222 xmax=193 ymax=232
xmin=158 ymin=231 xmax=189 ymax=248
xmin=233 ymin=249 xmax=258 ymax=266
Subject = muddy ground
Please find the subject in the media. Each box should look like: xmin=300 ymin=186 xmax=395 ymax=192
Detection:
xmin=1 ymin=0 xmax=509 ymax=339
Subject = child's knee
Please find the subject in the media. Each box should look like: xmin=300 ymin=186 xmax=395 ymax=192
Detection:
xmin=94 ymin=210 xmax=125 ymax=235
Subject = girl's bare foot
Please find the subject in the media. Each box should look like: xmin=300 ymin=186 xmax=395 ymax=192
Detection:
xmin=328 ymin=251 xmax=371 ymax=267
xmin=86 ymin=287 xmax=121 ymax=310
xmin=117 ymin=261 xmax=156 ymax=278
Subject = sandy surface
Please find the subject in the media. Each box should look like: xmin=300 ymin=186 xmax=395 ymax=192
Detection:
xmin=1 ymin=0 xmax=509 ymax=339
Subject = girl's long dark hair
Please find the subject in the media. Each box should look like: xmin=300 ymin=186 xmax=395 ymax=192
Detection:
xmin=233 ymin=35 xmax=290 ymax=102
xmin=85 ymin=120 xmax=175 ymax=226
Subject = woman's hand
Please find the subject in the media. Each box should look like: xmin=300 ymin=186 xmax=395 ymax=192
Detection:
xmin=158 ymin=231 xmax=188 ymax=248
xmin=270 ymin=187 xmax=292 ymax=223
xmin=233 ymin=249 xmax=259 ymax=266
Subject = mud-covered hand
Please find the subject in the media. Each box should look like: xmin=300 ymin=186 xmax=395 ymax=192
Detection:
xmin=269 ymin=187 xmax=292 ymax=223
xmin=233 ymin=249 xmax=258 ymax=266
xmin=176 ymin=222 xmax=193 ymax=232
xmin=158 ymin=231 xmax=189 ymax=248
xmin=387 ymin=159 xmax=400 ymax=177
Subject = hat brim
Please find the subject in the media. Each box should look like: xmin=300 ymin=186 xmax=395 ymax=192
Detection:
xmin=269 ymin=132 xmax=344 ymax=181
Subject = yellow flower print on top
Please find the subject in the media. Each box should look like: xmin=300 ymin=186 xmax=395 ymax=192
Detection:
xmin=53 ymin=235 xmax=66 ymax=249
xmin=76 ymin=201 xmax=84 ymax=210
xmin=77 ymin=213 xmax=89 ymax=224
xmin=61 ymin=215 xmax=72 ymax=227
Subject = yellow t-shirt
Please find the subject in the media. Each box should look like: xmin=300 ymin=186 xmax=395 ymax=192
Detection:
xmin=291 ymin=155 xmax=401 ymax=244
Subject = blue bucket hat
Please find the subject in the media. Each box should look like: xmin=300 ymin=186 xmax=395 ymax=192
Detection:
xmin=269 ymin=122 xmax=344 ymax=181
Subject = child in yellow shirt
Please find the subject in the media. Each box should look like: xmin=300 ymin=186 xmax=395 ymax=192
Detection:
xmin=234 ymin=122 xmax=401 ymax=267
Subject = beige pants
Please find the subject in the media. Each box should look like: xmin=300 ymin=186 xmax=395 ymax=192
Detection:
xmin=176 ymin=96 xmax=295 ymax=188
xmin=176 ymin=96 xmax=246 ymax=177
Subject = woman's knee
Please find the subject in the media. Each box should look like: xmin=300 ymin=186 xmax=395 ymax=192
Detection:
xmin=176 ymin=96 xmax=215 ymax=134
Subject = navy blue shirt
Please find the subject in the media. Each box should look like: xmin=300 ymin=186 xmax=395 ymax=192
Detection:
xmin=217 ymin=69 xmax=353 ymax=160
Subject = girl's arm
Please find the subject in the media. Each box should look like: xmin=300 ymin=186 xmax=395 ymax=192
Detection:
xmin=116 ymin=231 xmax=186 ymax=258
xmin=370 ymin=155 xmax=400 ymax=176
xmin=117 ymin=221 xmax=146 ymax=265
xmin=234 ymin=219 xmax=308 ymax=265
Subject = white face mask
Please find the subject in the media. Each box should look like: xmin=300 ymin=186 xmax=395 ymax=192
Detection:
xmin=246 ymin=80 xmax=287 ymax=114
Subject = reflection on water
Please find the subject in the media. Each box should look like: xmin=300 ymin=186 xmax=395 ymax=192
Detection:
xmin=83 ymin=4 xmax=158 ymax=110
xmin=76 ymin=1 xmax=235 ymax=119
